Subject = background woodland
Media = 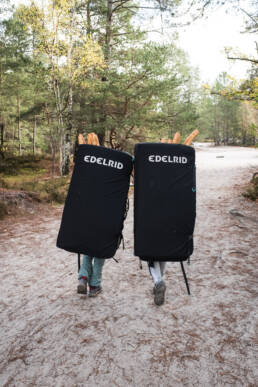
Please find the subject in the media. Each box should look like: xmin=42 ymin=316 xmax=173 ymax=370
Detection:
xmin=0 ymin=0 xmax=257 ymax=177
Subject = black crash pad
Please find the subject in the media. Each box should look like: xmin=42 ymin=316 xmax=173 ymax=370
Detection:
xmin=57 ymin=145 xmax=133 ymax=258
xmin=134 ymin=143 xmax=196 ymax=262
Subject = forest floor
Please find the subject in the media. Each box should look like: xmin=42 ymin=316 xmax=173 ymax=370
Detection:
xmin=0 ymin=145 xmax=258 ymax=387
xmin=0 ymin=155 xmax=69 ymax=218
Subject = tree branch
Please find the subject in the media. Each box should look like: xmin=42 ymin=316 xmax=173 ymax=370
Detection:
xmin=227 ymin=56 xmax=258 ymax=64
xmin=210 ymin=90 xmax=255 ymax=102
xmin=240 ymin=7 xmax=258 ymax=28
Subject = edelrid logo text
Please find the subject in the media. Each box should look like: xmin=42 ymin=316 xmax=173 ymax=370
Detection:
xmin=149 ymin=155 xmax=187 ymax=164
xmin=84 ymin=155 xmax=123 ymax=169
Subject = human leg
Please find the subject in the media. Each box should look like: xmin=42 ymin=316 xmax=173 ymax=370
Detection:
xmin=149 ymin=261 xmax=166 ymax=305
xmin=149 ymin=261 xmax=166 ymax=283
xmin=89 ymin=257 xmax=105 ymax=296
xmin=78 ymin=255 xmax=93 ymax=280
xmin=77 ymin=255 xmax=93 ymax=294
xmin=159 ymin=261 xmax=166 ymax=277
xmin=149 ymin=261 xmax=162 ymax=284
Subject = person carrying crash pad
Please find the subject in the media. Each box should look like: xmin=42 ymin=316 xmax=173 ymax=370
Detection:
xmin=134 ymin=130 xmax=198 ymax=306
xmin=76 ymin=133 xmax=104 ymax=296
xmin=57 ymin=132 xmax=133 ymax=297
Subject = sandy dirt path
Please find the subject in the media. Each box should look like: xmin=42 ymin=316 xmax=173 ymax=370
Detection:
xmin=0 ymin=146 xmax=258 ymax=387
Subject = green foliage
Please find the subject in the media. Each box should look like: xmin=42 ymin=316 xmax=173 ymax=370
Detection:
xmin=0 ymin=155 xmax=69 ymax=203
xmin=0 ymin=200 xmax=8 ymax=220
xmin=40 ymin=177 xmax=70 ymax=204
xmin=1 ymin=0 xmax=256 ymax=163
xmin=0 ymin=155 xmax=43 ymax=175
xmin=1 ymin=174 xmax=69 ymax=203
xmin=0 ymin=0 xmax=202 ymax=160
xmin=243 ymin=173 xmax=258 ymax=201
xmin=198 ymin=73 xmax=257 ymax=145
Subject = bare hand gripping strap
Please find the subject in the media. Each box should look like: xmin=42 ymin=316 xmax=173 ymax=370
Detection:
xmin=57 ymin=145 xmax=133 ymax=258
xmin=134 ymin=143 xmax=196 ymax=262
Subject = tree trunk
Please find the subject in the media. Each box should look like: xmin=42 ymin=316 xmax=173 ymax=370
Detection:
xmin=99 ymin=0 xmax=113 ymax=146
xmin=214 ymin=105 xmax=220 ymax=145
xmin=105 ymin=0 xmax=113 ymax=62
xmin=44 ymin=103 xmax=56 ymax=175
xmin=53 ymin=80 xmax=65 ymax=176
xmin=86 ymin=0 xmax=91 ymax=36
xmin=0 ymin=123 xmax=4 ymax=158
xmin=61 ymin=10 xmax=74 ymax=176
xmin=226 ymin=121 xmax=229 ymax=145
xmin=62 ymin=86 xmax=73 ymax=175
xmin=17 ymin=95 xmax=22 ymax=155
xmin=50 ymin=141 xmax=56 ymax=176
xmin=241 ymin=116 xmax=246 ymax=145
xmin=33 ymin=115 xmax=37 ymax=155
xmin=73 ymin=127 xmax=80 ymax=161
xmin=0 ymin=123 xmax=4 ymax=149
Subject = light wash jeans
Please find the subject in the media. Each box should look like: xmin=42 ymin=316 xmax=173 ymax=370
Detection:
xmin=78 ymin=255 xmax=105 ymax=287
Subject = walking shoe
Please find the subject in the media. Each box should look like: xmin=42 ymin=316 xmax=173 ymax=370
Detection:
xmin=154 ymin=280 xmax=166 ymax=306
xmin=77 ymin=277 xmax=87 ymax=294
xmin=89 ymin=286 xmax=102 ymax=297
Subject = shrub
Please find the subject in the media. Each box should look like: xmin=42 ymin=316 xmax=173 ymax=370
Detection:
xmin=43 ymin=177 xmax=69 ymax=203
xmin=0 ymin=155 xmax=42 ymax=175
xmin=0 ymin=200 xmax=8 ymax=220
xmin=243 ymin=173 xmax=258 ymax=201
xmin=0 ymin=178 xmax=8 ymax=188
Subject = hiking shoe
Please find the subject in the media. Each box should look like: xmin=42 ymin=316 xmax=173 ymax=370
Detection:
xmin=154 ymin=280 xmax=166 ymax=306
xmin=89 ymin=286 xmax=102 ymax=297
xmin=77 ymin=277 xmax=87 ymax=294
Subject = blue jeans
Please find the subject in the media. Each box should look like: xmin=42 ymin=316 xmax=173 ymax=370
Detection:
xmin=78 ymin=255 xmax=105 ymax=287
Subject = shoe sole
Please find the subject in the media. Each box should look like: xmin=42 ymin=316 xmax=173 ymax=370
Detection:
xmin=89 ymin=288 xmax=102 ymax=297
xmin=77 ymin=284 xmax=87 ymax=294
xmin=154 ymin=281 xmax=166 ymax=306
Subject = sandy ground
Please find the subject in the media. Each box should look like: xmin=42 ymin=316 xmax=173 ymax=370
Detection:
xmin=0 ymin=145 xmax=258 ymax=387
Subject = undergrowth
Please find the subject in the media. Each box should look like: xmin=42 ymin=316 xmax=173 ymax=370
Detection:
xmin=0 ymin=176 xmax=70 ymax=204
xmin=0 ymin=200 xmax=8 ymax=220
xmin=243 ymin=173 xmax=258 ymax=201
xmin=0 ymin=154 xmax=44 ymax=175
xmin=0 ymin=155 xmax=70 ymax=220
